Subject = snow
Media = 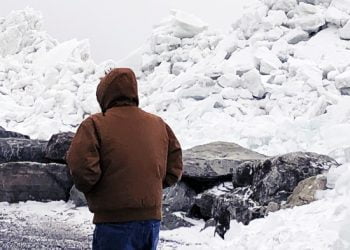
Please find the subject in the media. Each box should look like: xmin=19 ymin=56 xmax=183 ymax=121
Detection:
xmin=1 ymin=0 xmax=350 ymax=249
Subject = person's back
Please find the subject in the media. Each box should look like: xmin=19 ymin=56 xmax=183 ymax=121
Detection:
xmin=67 ymin=68 xmax=183 ymax=250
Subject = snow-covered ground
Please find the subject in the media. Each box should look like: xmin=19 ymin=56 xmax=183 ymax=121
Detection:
xmin=1 ymin=0 xmax=350 ymax=249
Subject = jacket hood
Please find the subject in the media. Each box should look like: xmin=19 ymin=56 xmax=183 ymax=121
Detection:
xmin=96 ymin=68 xmax=139 ymax=112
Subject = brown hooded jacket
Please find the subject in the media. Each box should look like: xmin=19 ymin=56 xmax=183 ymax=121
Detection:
xmin=66 ymin=68 xmax=183 ymax=223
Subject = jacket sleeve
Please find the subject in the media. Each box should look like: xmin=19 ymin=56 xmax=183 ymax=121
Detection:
xmin=66 ymin=117 xmax=101 ymax=194
xmin=163 ymin=123 xmax=183 ymax=188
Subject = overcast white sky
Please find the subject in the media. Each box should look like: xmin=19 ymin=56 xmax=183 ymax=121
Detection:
xmin=1 ymin=0 xmax=251 ymax=63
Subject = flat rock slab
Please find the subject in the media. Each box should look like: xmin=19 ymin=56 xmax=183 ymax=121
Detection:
xmin=0 ymin=138 xmax=47 ymax=163
xmin=183 ymin=141 xmax=266 ymax=180
xmin=0 ymin=162 xmax=73 ymax=203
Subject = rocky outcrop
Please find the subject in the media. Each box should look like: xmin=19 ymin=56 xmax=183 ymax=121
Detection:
xmin=0 ymin=138 xmax=47 ymax=163
xmin=0 ymin=162 xmax=73 ymax=202
xmin=45 ymin=132 xmax=75 ymax=163
xmin=284 ymin=175 xmax=327 ymax=208
xmin=192 ymin=151 xmax=338 ymax=238
xmin=0 ymin=131 xmax=339 ymax=235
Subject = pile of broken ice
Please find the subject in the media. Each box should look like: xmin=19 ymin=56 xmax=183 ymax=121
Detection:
xmin=0 ymin=1 xmax=350 ymax=163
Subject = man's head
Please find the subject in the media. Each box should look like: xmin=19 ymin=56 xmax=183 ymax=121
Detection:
xmin=96 ymin=68 xmax=139 ymax=113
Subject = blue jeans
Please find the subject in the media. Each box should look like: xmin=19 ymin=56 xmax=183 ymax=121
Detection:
xmin=92 ymin=220 xmax=161 ymax=250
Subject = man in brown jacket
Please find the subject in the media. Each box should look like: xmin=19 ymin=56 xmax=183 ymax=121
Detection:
xmin=67 ymin=68 xmax=183 ymax=250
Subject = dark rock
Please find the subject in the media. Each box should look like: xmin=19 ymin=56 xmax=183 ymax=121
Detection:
xmin=69 ymin=185 xmax=87 ymax=207
xmin=0 ymin=127 xmax=30 ymax=139
xmin=45 ymin=132 xmax=75 ymax=163
xmin=191 ymin=192 xmax=217 ymax=220
xmin=0 ymin=138 xmax=48 ymax=163
xmin=161 ymin=213 xmax=194 ymax=230
xmin=163 ymin=182 xmax=196 ymax=213
xmin=182 ymin=142 xmax=266 ymax=191
xmin=232 ymin=160 xmax=258 ymax=187
xmin=0 ymin=162 xmax=73 ymax=203
xmin=250 ymin=152 xmax=338 ymax=205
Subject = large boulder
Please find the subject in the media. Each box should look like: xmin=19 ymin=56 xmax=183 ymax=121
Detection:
xmin=0 ymin=127 xmax=30 ymax=139
xmin=233 ymin=152 xmax=339 ymax=205
xmin=284 ymin=175 xmax=327 ymax=208
xmin=0 ymin=162 xmax=73 ymax=202
xmin=163 ymin=182 xmax=196 ymax=213
xmin=0 ymin=138 xmax=48 ymax=163
xmin=182 ymin=142 xmax=266 ymax=191
xmin=69 ymin=185 xmax=87 ymax=207
xmin=45 ymin=132 xmax=75 ymax=163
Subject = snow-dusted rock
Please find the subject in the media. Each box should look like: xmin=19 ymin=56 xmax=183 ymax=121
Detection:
xmin=0 ymin=138 xmax=47 ymax=163
xmin=254 ymin=46 xmax=283 ymax=74
xmin=163 ymin=182 xmax=196 ymax=213
xmin=45 ymin=132 xmax=74 ymax=163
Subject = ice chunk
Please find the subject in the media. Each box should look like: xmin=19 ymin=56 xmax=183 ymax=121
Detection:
xmin=289 ymin=58 xmax=323 ymax=88
xmin=154 ymin=10 xmax=208 ymax=39
xmin=254 ymin=47 xmax=283 ymax=75
xmin=241 ymin=69 xmax=266 ymax=98
xmin=263 ymin=10 xmax=288 ymax=28
xmin=325 ymin=6 xmax=350 ymax=27
xmin=283 ymin=28 xmax=309 ymax=44
xmin=330 ymin=0 xmax=350 ymax=15
xmin=271 ymin=0 xmax=298 ymax=12
xmin=339 ymin=20 xmax=350 ymax=40
xmin=335 ymin=70 xmax=350 ymax=89
xmin=226 ymin=47 xmax=256 ymax=74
